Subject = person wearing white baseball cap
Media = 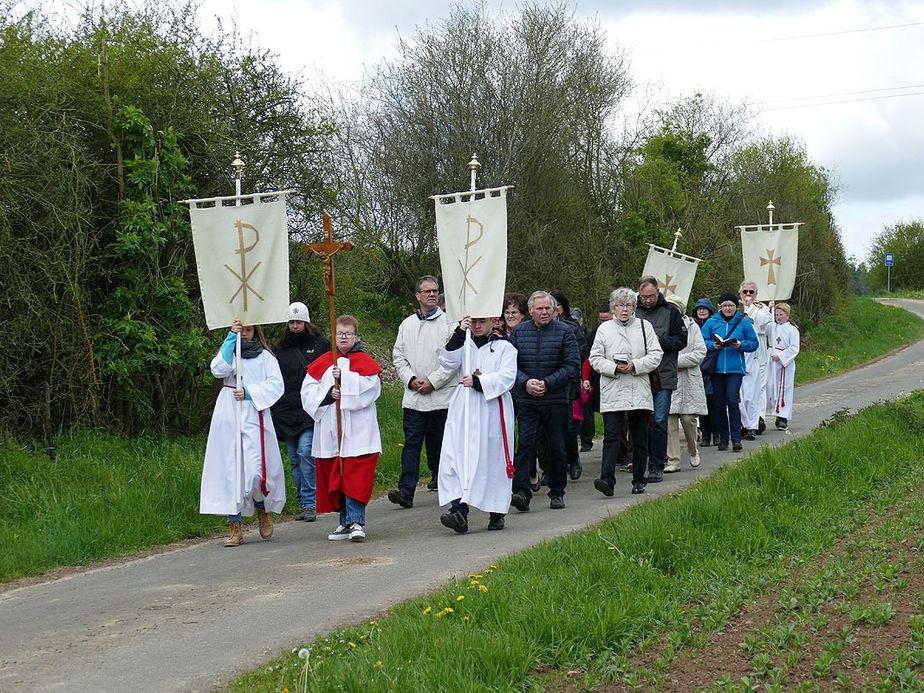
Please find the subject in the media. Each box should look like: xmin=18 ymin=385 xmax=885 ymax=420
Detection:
xmin=271 ymin=301 xmax=331 ymax=521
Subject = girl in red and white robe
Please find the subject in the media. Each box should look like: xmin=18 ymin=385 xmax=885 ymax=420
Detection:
xmin=768 ymin=303 xmax=800 ymax=430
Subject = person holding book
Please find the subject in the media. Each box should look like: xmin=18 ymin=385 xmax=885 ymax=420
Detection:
xmin=699 ymin=293 xmax=758 ymax=451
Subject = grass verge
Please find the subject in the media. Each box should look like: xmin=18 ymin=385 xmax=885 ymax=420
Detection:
xmin=224 ymin=391 xmax=924 ymax=692
xmin=794 ymin=295 xmax=923 ymax=384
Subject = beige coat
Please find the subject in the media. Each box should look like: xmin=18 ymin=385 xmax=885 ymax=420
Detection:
xmin=589 ymin=316 xmax=663 ymax=412
xmin=669 ymin=315 xmax=708 ymax=416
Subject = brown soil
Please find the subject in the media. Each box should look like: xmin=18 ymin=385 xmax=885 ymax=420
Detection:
xmin=541 ymin=492 xmax=924 ymax=691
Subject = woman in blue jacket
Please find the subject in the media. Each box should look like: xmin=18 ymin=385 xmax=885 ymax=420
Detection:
xmin=700 ymin=292 xmax=758 ymax=451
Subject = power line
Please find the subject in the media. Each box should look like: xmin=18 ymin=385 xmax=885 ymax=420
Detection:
xmin=759 ymin=83 xmax=924 ymax=105
xmin=762 ymin=90 xmax=924 ymax=111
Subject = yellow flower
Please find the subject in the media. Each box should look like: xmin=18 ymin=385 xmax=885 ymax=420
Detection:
xmin=374 ymin=661 xmax=382 ymax=669
xmin=349 ymin=642 xmax=356 ymax=648
xmin=398 ymin=443 xmax=404 ymax=447
xmin=457 ymin=595 xmax=465 ymax=601
xmin=608 ymin=546 xmax=616 ymax=551
xmin=445 ymin=607 xmax=454 ymax=613
xmin=479 ymin=585 xmax=488 ymax=592
xmin=463 ymin=616 xmax=470 ymax=622
xmin=423 ymin=606 xmax=432 ymax=615
xmin=484 ymin=569 xmax=493 ymax=574
xmin=360 ymin=635 xmax=367 ymax=640
xmin=489 ymin=564 xmax=497 ymax=569
xmin=369 ymin=621 xmax=378 ymax=626
xmin=470 ymin=580 xmax=480 ymax=585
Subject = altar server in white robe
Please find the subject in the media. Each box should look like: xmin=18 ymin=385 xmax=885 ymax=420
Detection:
xmin=768 ymin=303 xmax=800 ymax=430
xmin=438 ymin=316 xmax=517 ymax=533
xmin=200 ymin=319 xmax=286 ymax=547
xmin=738 ymin=280 xmax=773 ymax=439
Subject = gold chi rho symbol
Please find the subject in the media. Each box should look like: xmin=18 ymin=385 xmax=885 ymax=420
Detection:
xmin=459 ymin=215 xmax=484 ymax=300
xmin=760 ymin=248 xmax=782 ymax=285
xmin=225 ymin=220 xmax=264 ymax=310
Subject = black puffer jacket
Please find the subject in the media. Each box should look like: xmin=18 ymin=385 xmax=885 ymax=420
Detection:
xmin=271 ymin=329 xmax=331 ymax=438
xmin=509 ymin=319 xmax=580 ymax=405
xmin=635 ymin=293 xmax=687 ymax=390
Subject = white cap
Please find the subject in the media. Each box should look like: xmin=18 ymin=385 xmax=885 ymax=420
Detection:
xmin=288 ymin=301 xmax=311 ymax=323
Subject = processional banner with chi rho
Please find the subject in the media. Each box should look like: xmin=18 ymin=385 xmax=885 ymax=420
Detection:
xmin=188 ymin=192 xmax=291 ymax=330
xmin=642 ymin=244 xmax=702 ymax=308
xmin=739 ymin=223 xmax=801 ymax=302
xmin=434 ymin=186 xmax=509 ymax=323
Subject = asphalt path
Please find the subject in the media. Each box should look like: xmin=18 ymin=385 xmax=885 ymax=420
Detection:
xmin=2 ymin=299 xmax=922 ymax=692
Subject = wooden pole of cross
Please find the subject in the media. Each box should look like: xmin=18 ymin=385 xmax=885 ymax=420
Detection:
xmin=304 ymin=213 xmax=353 ymax=472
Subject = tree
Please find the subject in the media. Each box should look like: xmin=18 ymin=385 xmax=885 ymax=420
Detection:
xmin=866 ymin=220 xmax=924 ymax=291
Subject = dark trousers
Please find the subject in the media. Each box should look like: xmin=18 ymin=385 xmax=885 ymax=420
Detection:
xmin=700 ymin=392 xmax=719 ymax=443
xmin=398 ymin=408 xmax=448 ymax=497
xmin=580 ymin=399 xmax=595 ymax=444
xmin=513 ymin=401 xmax=569 ymax=499
xmin=711 ymin=373 xmax=744 ymax=443
xmin=647 ymin=388 xmax=672 ymax=472
xmin=601 ymin=410 xmax=650 ymax=485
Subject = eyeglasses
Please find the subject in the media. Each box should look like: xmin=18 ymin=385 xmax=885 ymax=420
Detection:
xmin=719 ymin=302 xmax=736 ymax=309
xmin=504 ymin=310 xmax=521 ymax=317
xmin=741 ymin=289 xmax=756 ymax=295
xmin=613 ymin=303 xmax=633 ymax=310
xmin=336 ymin=331 xmax=356 ymax=337
xmin=638 ymin=292 xmax=658 ymax=300
xmin=417 ymin=289 xmax=439 ymax=294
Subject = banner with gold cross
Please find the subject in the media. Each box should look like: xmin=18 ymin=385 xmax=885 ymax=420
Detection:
xmin=433 ymin=186 xmax=510 ymax=322
xmin=188 ymin=191 xmax=291 ymax=330
xmin=642 ymin=244 xmax=702 ymax=309
xmin=739 ymin=223 xmax=800 ymax=301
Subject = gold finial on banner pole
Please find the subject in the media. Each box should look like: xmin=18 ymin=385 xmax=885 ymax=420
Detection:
xmin=231 ymin=151 xmax=244 ymax=202
xmin=767 ymin=200 xmax=775 ymax=227
xmin=671 ymin=227 xmax=682 ymax=253
xmin=468 ymin=153 xmax=480 ymax=192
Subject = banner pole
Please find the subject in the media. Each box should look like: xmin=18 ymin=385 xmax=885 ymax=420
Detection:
xmin=232 ymin=152 xmax=244 ymax=506
xmin=461 ymin=154 xmax=481 ymax=492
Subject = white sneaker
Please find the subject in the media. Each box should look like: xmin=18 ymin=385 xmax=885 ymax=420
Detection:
xmin=327 ymin=524 xmax=351 ymax=541
xmin=349 ymin=523 xmax=366 ymax=542
xmin=690 ymin=453 xmax=701 ymax=468
xmin=664 ymin=461 xmax=681 ymax=473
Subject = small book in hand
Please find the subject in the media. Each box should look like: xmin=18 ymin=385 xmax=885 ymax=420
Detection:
xmin=713 ymin=335 xmax=738 ymax=347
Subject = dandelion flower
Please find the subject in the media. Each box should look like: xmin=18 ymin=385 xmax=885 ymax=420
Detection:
xmin=479 ymin=585 xmax=488 ymax=592
xmin=457 ymin=595 xmax=465 ymax=601
xmin=369 ymin=621 xmax=378 ymax=626
xmin=349 ymin=642 xmax=356 ymax=648
xmin=374 ymin=661 xmax=382 ymax=669
xmin=470 ymin=580 xmax=480 ymax=585
xmin=608 ymin=546 xmax=616 ymax=551
xmin=423 ymin=606 xmax=432 ymax=615
xmin=298 ymin=648 xmax=310 ymax=660
xmin=360 ymin=635 xmax=367 ymax=640
xmin=464 ymin=616 xmax=470 ymax=622
xmin=489 ymin=564 xmax=497 ymax=569
xmin=445 ymin=607 xmax=454 ymax=613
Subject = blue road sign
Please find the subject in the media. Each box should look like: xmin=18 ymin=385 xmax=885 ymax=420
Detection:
xmin=885 ymin=253 xmax=894 ymax=266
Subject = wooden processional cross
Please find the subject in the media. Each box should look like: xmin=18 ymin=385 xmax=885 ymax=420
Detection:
xmin=304 ymin=213 xmax=353 ymax=460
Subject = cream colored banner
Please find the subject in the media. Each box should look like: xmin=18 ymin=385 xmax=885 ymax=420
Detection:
xmin=434 ymin=187 xmax=509 ymax=322
xmin=189 ymin=194 xmax=290 ymax=330
xmin=642 ymin=245 xmax=701 ymax=309
xmin=739 ymin=224 xmax=800 ymax=301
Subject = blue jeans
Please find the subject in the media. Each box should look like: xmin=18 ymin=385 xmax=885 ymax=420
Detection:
xmin=229 ymin=500 xmax=263 ymax=522
xmin=647 ymin=388 xmax=672 ymax=472
xmin=286 ymin=428 xmax=316 ymax=509
xmin=711 ymin=373 xmax=745 ymax=443
xmin=339 ymin=495 xmax=366 ymax=526
xmin=398 ymin=408 xmax=448 ymax=497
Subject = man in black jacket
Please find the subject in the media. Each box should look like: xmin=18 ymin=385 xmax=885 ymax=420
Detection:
xmin=271 ymin=302 xmax=331 ymax=521
xmin=636 ymin=277 xmax=687 ymax=483
xmin=509 ymin=291 xmax=580 ymax=511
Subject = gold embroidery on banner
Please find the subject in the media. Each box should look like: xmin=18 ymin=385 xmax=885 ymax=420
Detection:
xmin=760 ymin=248 xmax=781 ymax=285
xmin=224 ymin=220 xmax=264 ymax=311
xmin=459 ymin=215 xmax=484 ymax=299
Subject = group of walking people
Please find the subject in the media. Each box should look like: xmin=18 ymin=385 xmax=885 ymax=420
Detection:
xmin=198 ymin=274 xmax=800 ymax=545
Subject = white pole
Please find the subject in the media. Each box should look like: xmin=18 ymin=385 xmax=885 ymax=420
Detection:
xmin=461 ymin=154 xmax=481 ymax=492
xmin=670 ymin=228 xmax=682 ymax=253
xmin=232 ymin=152 xmax=244 ymax=506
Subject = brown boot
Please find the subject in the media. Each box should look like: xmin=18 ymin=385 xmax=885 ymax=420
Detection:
xmin=224 ymin=520 xmax=243 ymax=547
xmin=257 ymin=508 xmax=273 ymax=540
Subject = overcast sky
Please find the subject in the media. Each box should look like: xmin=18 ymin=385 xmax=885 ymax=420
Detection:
xmin=90 ymin=1 xmax=924 ymax=261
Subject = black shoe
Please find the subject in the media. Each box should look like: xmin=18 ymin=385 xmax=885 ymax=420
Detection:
xmin=487 ymin=513 xmax=505 ymax=530
xmin=539 ymin=473 xmax=549 ymax=488
xmin=717 ymin=441 xmax=729 ymax=451
xmin=440 ymin=510 xmax=468 ymax=534
xmin=387 ymin=488 xmax=413 ymax=508
xmin=510 ymin=492 xmax=530 ymax=512
xmin=632 ymin=481 xmax=646 ymax=494
xmin=427 ymin=478 xmax=438 ymax=491
xmin=569 ymin=460 xmax=582 ymax=480
xmin=732 ymin=440 xmax=743 ymax=452
xmin=594 ymin=478 xmax=614 ymax=497
xmin=530 ymin=479 xmax=542 ymax=492
xmin=757 ymin=417 xmax=766 ymax=435
xmin=580 ymin=441 xmax=593 ymax=452
xmin=776 ymin=417 xmax=788 ymax=430
xmin=647 ymin=468 xmax=663 ymax=483
xmin=550 ymin=496 xmax=565 ymax=510
xmin=743 ymin=429 xmax=756 ymax=441
xmin=618 ymin=460 xmax=632 ymax=472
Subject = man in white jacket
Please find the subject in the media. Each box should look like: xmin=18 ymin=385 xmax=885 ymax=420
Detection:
xmin=387 ymin=275 xmax=457 ymax=509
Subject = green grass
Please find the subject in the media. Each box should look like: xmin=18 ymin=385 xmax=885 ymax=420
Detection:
xmin=225 ymin=391 xmax=924 ymax=692
xmin=794 ymin=295 xmax=924 ymax=384
xmin=0 ymin=382 xmax=407 ymax=583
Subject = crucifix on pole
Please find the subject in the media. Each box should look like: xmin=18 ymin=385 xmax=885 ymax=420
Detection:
xmin=304 ymin=213 xmax=353 ymax=466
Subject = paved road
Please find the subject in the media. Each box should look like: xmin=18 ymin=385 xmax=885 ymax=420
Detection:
xmin=2 ymin=299 xmax=922 ymax=692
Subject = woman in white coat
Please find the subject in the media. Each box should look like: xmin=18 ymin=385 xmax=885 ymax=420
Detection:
xmin=200 ymin=319 xmax=286 ymax=547
xmin=665 ymin=296 xmax=708 ymax=471
xmin=589 ymin=288 xmax=663 ymax=495
xmin=437 ymin=316 xmax=517 ymax=533
xmin=768 ymin=303 xmax=800 ymax=430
